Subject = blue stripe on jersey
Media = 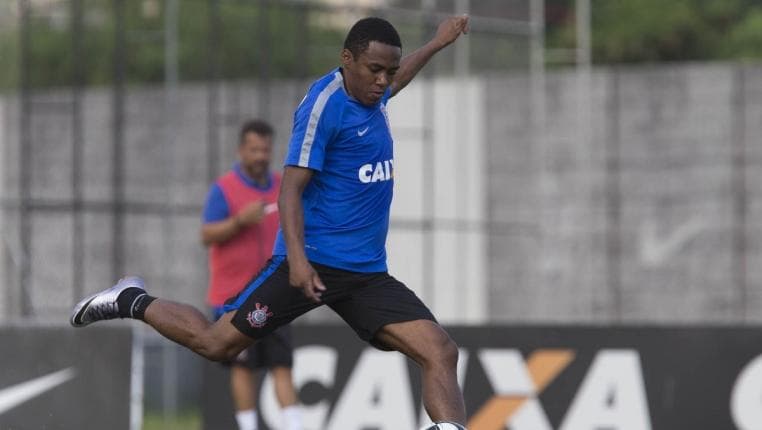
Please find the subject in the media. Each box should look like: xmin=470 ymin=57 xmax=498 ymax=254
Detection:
xmin=222 ymin=255 xmax=285 ymax=313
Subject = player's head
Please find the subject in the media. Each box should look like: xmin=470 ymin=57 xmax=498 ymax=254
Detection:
xmin=341 ymin=17 xmax=402 ymax=106
xmin=238 ymin=119 xmax=273 ymax=181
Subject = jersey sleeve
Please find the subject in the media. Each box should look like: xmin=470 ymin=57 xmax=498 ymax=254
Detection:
xmin=284 ymin=78 xmax=343 ymax=171
xmin=202 ymin=183 xmax=230 ymax=223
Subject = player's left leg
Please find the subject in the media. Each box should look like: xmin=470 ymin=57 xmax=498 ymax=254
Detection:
xmin=374 ymin=319 xmax=466 ymax=424
xmin=325 ymin=269 xmax=466 ymax=425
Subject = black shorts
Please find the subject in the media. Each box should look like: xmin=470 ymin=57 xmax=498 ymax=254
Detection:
xmin=211 ymin=307 xmax=293 ymax=370
xmin=235 ymin=325 xmax=293 ymax=369
xmin=223 ymin=256 xmax=436 ymax=350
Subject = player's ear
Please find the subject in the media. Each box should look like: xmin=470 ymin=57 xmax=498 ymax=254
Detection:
xmin=340 ymin=48 xmax=354 ymax=67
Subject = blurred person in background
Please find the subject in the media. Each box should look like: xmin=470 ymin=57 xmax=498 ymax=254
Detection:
xmin=71 ymin=15 xmax=469 ymax=429
xmin=201 ymin=119 xmax=301 ymax=430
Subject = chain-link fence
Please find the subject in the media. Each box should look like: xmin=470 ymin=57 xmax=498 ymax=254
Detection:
xmin=3 ymin=1 xmax=762 ymax=427
xmin=0 ymin=1 xmax=539 ymax=424
xmin=0 ymin=0 xmax=538 ymax=324
xmin=2 ymin=0 xmax=761 ymax=329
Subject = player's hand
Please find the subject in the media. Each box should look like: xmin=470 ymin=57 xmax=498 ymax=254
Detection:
xmin=433 ymin=14 xmax=469 ymax=48
xmin=289 ymin=260 xmax=326 ymax=303
xmin=237 ymin=201 xmax=266 ymax=226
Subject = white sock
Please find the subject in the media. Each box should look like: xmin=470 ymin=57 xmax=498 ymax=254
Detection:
xmin=282 ymin=404 xmax=302 ymax=430
xmin=235 ymin=409 xmax=257 ymax=430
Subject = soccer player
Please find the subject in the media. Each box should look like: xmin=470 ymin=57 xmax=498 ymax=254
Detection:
xmin=71 ymin=15 xmax=470 ymax=428
xmin=201 ymin=119 xmax=301 ymax=430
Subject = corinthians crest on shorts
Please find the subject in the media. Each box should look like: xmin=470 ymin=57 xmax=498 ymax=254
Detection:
xmin=246 ymin=303 xmax=273 ymax=328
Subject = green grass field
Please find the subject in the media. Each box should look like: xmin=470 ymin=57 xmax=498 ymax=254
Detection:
xmin=143 ymin=410 xmax=201 ymax=430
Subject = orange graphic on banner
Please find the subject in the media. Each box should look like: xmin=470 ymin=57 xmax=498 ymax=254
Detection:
xmin=467 ymin=349 xmax=575 ymax=430
xmin=468 ymin=397 xmax=528 ymax=429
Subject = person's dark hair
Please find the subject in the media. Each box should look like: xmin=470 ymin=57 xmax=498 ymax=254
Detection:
xmin=343 ymin=17 xmax=401 ymax=58
xmin=239 ymin=119 xmax=274 ymax=145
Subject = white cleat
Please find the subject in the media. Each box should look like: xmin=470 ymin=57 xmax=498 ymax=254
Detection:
xmin=70 ymin=276 xmax=146 ymax=327
xmin=420 ymin=423 xmax=467 ymax=430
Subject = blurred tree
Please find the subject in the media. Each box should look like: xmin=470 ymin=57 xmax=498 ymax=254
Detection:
xmin=0 ymin=25 xmax=19 ymax=93
xmin=719 ymin=8 xmax=762 ymax=59
xmin=546 ymin=0 xmax=762 ymax=64
xmin=0 ymin=0 xmax=344 ymax=90
xmin=593 ymin=0 xmax=704 ymax=62
xmin=2 ymin=0 xmax=762 ymax=91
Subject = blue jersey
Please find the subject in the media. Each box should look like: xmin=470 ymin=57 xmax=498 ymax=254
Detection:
xmin=272 ymin=68 xmax=394 ymax=272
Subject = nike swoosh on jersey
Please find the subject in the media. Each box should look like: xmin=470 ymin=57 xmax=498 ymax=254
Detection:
xmin=0 ymin=368 xmax=76 ymax=415
xmin=357 ymin=127 xmax=370 ymax=136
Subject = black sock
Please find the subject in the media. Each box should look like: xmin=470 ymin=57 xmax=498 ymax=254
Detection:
xmin=117 ymin=287 xmax=156 ymax=320
xmin=130 ymin=294 xmax=156 ymax=320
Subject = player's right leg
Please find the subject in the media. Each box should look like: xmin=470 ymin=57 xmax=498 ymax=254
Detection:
xmin=70 ymin=276 xmax=251 ymax=361
xmin=145 ymin=299 xmax=252 ymax=361
xmin=71 ymin=257 xmax=316 ymax=362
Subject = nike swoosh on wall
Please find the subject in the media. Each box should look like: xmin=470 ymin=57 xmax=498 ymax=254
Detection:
xmin=0 ymin=368 xmax=76 ymax=415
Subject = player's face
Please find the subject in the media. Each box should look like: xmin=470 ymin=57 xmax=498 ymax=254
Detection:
xmin=341 ymin=41 xmax=401 ymax=106
xmin=238 ymin=132 xmax=272 ymax=181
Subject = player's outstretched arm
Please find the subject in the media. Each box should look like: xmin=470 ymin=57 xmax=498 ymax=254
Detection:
xmin=390 ymin=14 xmax=469 ymax=97
xmin=279 ymin=166 xmax=326 ymax=302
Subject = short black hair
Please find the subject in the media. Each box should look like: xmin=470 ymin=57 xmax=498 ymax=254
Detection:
xmin=239 ymin=119 xmax=273 ymax=145
xmin=343 ymin=17 xmax=401 ymax=58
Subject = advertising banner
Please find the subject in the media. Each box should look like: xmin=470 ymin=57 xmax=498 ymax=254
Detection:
xmin=0 ymin=326 xmax=132 ymax=430
xmin=203 ymin=325 xmax=762 ymax=430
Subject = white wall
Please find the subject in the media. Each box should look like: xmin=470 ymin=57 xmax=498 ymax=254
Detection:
xmin=386 ymin=77 xmax=487 ymax=324
xmin=0 ymin=98 xmax=6 ymax=322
